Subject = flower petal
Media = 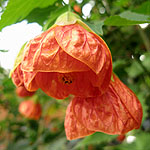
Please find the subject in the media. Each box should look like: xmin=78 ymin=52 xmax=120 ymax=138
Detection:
xmin=35 ymin=71 xmax=100 ymax=99
xmin=54 ymin=24 xmax=112 ymax=74
xmin=71 ymin=74 xmax=142 ymax=135
xmin=11 ymin=64 xmax=24 ymax=87
xmin=23 ymin=71 xmax=38 ymax=92
xmin=65 ymin=101 xmax=94 ymax=140
xmin=22 ymin=27 xmax=89 ymax=73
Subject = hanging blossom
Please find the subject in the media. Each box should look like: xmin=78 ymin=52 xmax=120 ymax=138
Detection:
xmin=19 ymin=99 xmax=42 ymax=120
xmin=10 ymin=12 xmax=142 ymax=140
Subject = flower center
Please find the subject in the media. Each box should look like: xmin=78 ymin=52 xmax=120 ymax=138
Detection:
xmin=59 ymin=74 xmax=74 ymax=85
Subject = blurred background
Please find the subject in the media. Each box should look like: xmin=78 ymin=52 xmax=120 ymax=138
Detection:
xmin=0 ymin=0 xmax=150 ymax=150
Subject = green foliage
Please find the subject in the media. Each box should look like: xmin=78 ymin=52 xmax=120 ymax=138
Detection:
xmin=75 ymin=132 xmax=116 ymax=149
xmin=0 ymin=0 xmax=57 ymax=31
xmin=104 ymin=11 xmax=150 ymax=26
xmin=0 ymin=50 xmax=9 ymax=52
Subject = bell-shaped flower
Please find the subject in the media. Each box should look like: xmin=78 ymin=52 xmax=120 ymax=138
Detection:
xmin=20 ymin=12 xmax=112 ymax=99
xmin=19 ymin=99 xmax=42 ymax=120
xmin=16 ymin=85 xmax=35 ymax=97
xmin=10 ymin=43 xmax=38 ymax=92
xmin=65 ymin=74 xmax=143 ymax=140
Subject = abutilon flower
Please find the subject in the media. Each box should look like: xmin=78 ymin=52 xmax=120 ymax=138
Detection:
xmin=19 ymin=100 xmax=42 ymax=120
xmin=16 ymin=85 xmax=35 ymax=97
xmin=20 ymin=12 xmax=112 ymax=99
xmin=10 ymin=12 xmax=142 ymax=140
xmin=65 ymin=74 xmax=143 ymax=140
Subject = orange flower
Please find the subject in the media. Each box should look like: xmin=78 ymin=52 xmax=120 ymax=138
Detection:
xmin=10 ymin=12 xmax=142 ymax=140
xmin=73 ymin=5 xmax=82 ymax=14
xmin=20 ymin=12 xmax=112 ymax=99
xmin=65 ymin=74 xmax=143 ymax=140
xmin=11 ymin=64 xmax=24 ymax=87
xmin=19 ymin=100 xmax=42 ymax=120
xmin=16 ymin=85 xmax=35 ymax=97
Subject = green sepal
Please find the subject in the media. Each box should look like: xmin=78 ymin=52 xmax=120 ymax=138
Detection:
xmin=55 ymin=11 xmax=94 ymax=33
xmin=9 ymin=42 xmax=27 ymax=77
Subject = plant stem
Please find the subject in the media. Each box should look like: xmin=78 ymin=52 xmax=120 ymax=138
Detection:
xmin=137 ymin=25 xmax=150 ymax=52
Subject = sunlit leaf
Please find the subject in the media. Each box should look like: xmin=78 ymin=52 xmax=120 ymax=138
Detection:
xmin=104 ymin=11 xmax=150 ymax=26
xmin=0 ymin=0 xmax=57 ymax=31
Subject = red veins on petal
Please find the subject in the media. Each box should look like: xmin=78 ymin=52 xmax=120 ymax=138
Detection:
xmin=65 ymin=101 xmax=94 ymax=140
xmin=66 ymin=74 xmax=142 ymax=138
xmin=54 ymin=24 xmax=112 ymax=75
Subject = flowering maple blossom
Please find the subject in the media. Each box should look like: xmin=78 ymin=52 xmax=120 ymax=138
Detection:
xmin=20 ymin=12 xmax=112 ymax=99
xmin=65 ymin=74 xmax=143 ymax=140
xmin=19 ymin=100 xmax=42 ymax=120
xmin=16 ymin=85 xmax=35 ymax=97
xmin=10 ymin=12 xmax=143 ymax=140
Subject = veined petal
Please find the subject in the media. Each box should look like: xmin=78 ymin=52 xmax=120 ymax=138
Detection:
xmin=22 ymin=31 xmax=49 ymax=71
xmin=89 ymin=51 xmax=112 ymax=95
xmin=54 ymin=24 xmax=112 ymax=74
xmin=22 ymin=27 xmax=89 ymax=73
xmin=65 ymin=101 xmax=94 ymax=140
xmin=11 ymin=64 xmax=24 ymax=87
xmin=71 ymin=74 xmax=142 ymax=135
xmin=35 ymin=71 xmax=100 ymax=99
xmin=23 ymin=71 xmax=38 ymax=92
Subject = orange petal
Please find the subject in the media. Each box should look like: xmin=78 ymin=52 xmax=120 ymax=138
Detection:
xmin=65 ymin=101 xmax=94 ymax=140
xmin=23 ymin=71 xmax=38 ymax=92
xmin=11 ymin=64 xmax=24 ymax=87
xmin=35 ymin=71 xmax=100 ymax=99
xmin=21 ymin=31 xmax=49 ymax=72
xmin=54 ymin=24 xmax=112 ymax=74
xmin=71 ymin=75 xmax=142 ymax=135
xmin=89 ymin=51 xmax=112 ymax=95
xmin=22 ymin=27 xmax=89 ymax=73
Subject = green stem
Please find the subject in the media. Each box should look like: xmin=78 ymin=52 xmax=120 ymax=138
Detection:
xmin=137 ymin=25 xmax=150 ymax=52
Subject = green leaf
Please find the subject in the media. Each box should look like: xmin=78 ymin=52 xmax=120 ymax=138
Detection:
xmin=7 ymin=139 xmax=32 ymax=150
xmin=0 ymin=0 xmax=57 ymax=31
xmin=141 ymin=52 xmax=150 ymax=72
xmin=134 ymin=1 xmax=150 ymax=15
xmin=43 ymin=6 xmax=68 ymax=31
xmin=45 ymin=137 xmax=67 ymax=150
xmin=0 ymin=49 xmax=9 ymax=52
xmin=125 ymin=60 xmax=144 ymax=78
xmin=120 ymin=11 xmax=150 ymax=22
xmin=104 ymin=11 xmax=150 ymax=26
xmin=25 ymin=6 xmax=53 ymax=26
xmin=84 ymin=21 xmax=104 ymax=35
xmin=75 ymin=132 xmax=116 ymax=149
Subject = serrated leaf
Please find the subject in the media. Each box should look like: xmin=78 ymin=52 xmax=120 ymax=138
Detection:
xmin=104 ymin=11 xmax=150 ymax=26
xmin=0 ymin=0 xmax=57 ymax=31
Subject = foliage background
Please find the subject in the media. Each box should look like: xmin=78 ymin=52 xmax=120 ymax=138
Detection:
xmin=0 ymin=0 xmax=150 ymax=150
